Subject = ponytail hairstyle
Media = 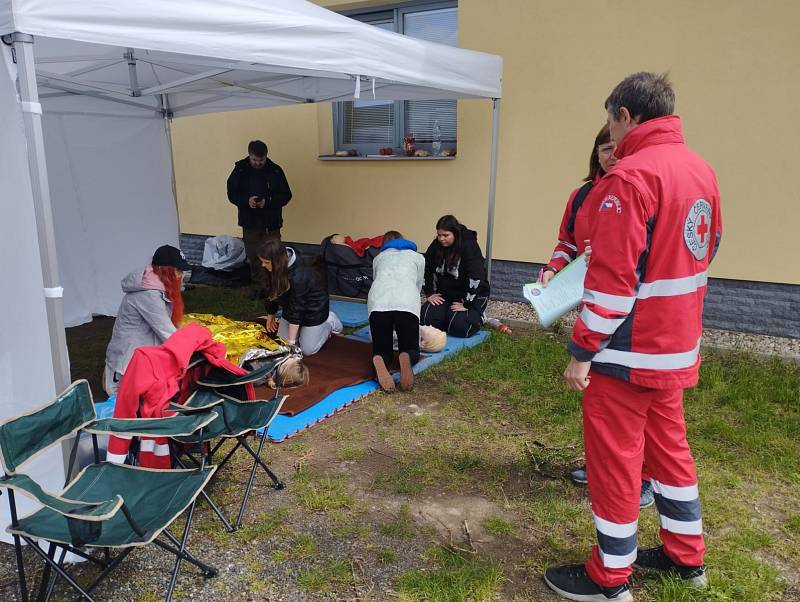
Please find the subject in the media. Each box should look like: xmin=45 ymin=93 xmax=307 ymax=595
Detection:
xmin=258 ymin=238 xmax=291 ymax=300
xmin=151 ymin=265 xmax=185 ymax=326
xmin=435 ymin=214 xmax=463 ymax=271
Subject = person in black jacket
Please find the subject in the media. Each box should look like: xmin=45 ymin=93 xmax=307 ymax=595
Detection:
xmin=421 ymin=215 xmax=490 ymax=338
xmin=259 ymin=239 xmax=341 ymax=356
xmin=227 ymin=140 xmax=293 ymax=295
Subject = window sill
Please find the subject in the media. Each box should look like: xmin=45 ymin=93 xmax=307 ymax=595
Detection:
xmin=318 ymin=155 xmax=456 ymax=161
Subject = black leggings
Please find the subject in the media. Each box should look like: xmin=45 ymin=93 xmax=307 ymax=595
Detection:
xmin=420 ymin=296 xmax=488 ymax=338
xmin=369 ymin=311 xmax=420 ymax=367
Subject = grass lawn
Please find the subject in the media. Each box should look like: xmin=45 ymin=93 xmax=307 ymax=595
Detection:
xmin=39 ymin=286 xmax=800 ymax=601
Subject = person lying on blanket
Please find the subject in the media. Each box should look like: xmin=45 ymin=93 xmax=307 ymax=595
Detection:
xmin=267 ymin=356 xmax=310 ymax=389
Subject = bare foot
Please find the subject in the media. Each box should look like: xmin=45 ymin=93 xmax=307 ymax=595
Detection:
xmin=398 ymin=352 xmax=414 ymax=392
xmin=372 ymin=356 xmax=395 ymax=392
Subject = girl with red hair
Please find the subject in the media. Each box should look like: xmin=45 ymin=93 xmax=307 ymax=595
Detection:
xmin=103 ymin=245 xmax=190 ymax=396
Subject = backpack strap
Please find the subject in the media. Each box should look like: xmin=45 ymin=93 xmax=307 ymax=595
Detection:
xmin=566 ymin=181 xmax=594 ymax=236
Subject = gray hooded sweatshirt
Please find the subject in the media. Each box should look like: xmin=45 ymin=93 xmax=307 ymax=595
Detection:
xmin=104 ymin=266 xmax=177 ymax=376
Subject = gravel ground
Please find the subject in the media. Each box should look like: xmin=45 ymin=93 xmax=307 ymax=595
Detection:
xmin=0 ymin=464 xmax=430 ymax=602
xmin=486 ymin=300 xmax=800 ymax=360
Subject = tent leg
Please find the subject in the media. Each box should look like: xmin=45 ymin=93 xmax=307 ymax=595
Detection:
xmin=485 ymin=98 xmax=501 ymax=282
xmin=159 ymin=94 xmax=180 ymax=225
xmin=11 ymin=34 xmax=70 ymax=393
xmin=12 ymin=33 xmax=72 ymax=481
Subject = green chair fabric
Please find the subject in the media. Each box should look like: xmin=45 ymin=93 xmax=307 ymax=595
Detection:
xmin=195 ymin=356 xmax=286 ymax=387
xmin=2 ymin=473 xmax=122 ymax=520
xmin=173 ymin=391 xmax=284 ymax=441
xmin=86 ymin=412 xmax=216 ymax=438
xmin=0 ymin=379 xmax=221 ymax=602
xmin=169 ymin=359 xmax=287 ymax=532
xmin=0 ymin=380 xmax=95 ymax=474
xmin=8 ymin=463 xmax=215 ymax=547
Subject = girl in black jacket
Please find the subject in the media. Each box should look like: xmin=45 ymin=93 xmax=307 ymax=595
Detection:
xmin=421 ymin=215 xmax=490 ymax=338
xmin=259 ymin=239 xmax=341 ymax=355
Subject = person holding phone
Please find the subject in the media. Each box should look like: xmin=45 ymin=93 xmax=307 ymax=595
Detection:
xmin=227 ymin=139 xmax=292 ymax=297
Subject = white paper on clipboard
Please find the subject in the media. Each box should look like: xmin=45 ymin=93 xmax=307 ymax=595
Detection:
xmin=523 ymin=254 xmax=587 ymax=327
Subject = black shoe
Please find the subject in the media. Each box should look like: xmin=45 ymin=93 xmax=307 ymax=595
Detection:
xmin=544 ymin=564 xmax=632 ymax=601
xmin=634 ymin=546 xmax=707 ymax=588
xmin=639 ymin=480 xmax=655 ymax=509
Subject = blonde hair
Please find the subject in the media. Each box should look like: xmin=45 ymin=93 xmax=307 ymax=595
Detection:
xmin=419 ymin=325 xmax=447 ymax=353
xmin=276 ymin=357 xmax=309 ymax=388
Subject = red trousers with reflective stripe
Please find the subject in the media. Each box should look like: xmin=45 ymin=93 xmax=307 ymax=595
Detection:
xmin=583 ymin=371 xmax=705 ymax=587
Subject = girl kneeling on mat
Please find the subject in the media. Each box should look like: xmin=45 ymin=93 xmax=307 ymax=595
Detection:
xmin=259 ymin=239 xmax=342 ymax=356
xmin=422 ymin=215 xmax=490 ymax=338
xmin=368 ymin=230 xmax=425 ymax=392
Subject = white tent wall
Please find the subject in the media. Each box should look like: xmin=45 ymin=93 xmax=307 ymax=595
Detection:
xmin=0 ymin=46 xmax=66 ymax=543
xmin=0 ymin=0 xmax=501 ymax=540
xmin=42 ymin=110 xmax=177 ymax=326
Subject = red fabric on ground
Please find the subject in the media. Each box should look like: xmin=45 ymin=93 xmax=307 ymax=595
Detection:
xmin=344 ymin=235 xmax=384 ymax=257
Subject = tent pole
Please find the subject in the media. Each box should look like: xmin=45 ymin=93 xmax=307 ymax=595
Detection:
xmin=11 ymin=33 xmax=71 ymax=394
xmin=125 ymin=48 xmax=141 ymax=96
xmin=485 ymin=98 xmax=501 ymax=282
xmin=160 ymin=94 xmax=181 ymax=230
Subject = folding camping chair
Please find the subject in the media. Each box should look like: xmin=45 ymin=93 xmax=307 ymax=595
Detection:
xmin=170 ymin=354 xmax=288 ymax=532
xmin=0 ymin=380 xmax=219 ymax=602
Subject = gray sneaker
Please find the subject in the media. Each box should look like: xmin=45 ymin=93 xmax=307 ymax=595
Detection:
xmin=570 ymin=466 xmax=588 ymax=485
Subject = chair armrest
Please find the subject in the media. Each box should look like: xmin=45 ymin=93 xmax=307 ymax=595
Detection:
xmin=196 ymin=356 xmax=287 ymax=387
xmin=167 ymin=402 xmax=221 ymax=415
xmin=84 ymin=412 xmax=217 ymax=438
xmin=172 ymin=389 xmax=225 ymax=412
xmin=2 ymin=473 xmax=122 ymax=520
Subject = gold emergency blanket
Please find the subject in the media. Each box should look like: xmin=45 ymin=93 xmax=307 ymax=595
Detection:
xmin=183 ymin=313 xmax=287 ymax=365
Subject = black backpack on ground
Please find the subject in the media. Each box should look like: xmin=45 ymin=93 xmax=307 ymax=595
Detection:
xmin=319 ymin=235 xmax=379 ymax=298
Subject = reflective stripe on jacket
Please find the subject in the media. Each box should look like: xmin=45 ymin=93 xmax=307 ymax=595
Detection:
xmin=569 ymin=115 xmax=722 ymax=389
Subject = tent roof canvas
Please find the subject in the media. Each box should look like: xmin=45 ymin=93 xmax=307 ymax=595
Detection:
xmin=1 ymin=0 xmax=502 ymax=118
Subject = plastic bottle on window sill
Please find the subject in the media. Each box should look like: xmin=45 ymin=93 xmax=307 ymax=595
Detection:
xmin=431 ymin=119 xmax=442 ymax=156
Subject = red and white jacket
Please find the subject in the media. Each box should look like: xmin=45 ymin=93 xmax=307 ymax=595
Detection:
xmin=107 ymin=323 xmax=254 ymax=467
xmin=547 ymin=175 xmax=599 ymax=273
xmin=569 ymin=116 xmax=722 ymax=389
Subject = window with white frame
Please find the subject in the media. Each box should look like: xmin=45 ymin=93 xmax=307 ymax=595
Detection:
xmin=333 ymin=1 xmax=457 ymax=155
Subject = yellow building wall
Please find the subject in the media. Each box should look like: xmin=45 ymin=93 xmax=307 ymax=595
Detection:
xmin=171 ymin=0 xmax=800 ymax=284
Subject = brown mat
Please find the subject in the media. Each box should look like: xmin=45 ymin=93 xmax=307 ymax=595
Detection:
xmin=256 ymin=336 xmax=377 ymax=416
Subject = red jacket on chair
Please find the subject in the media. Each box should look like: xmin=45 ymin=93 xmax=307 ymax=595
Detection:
xmin=106 ymin=322 xmax=254 ymax=467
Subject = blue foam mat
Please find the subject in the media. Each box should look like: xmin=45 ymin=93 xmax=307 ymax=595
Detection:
xmin=265 ymin=329 xmax=489 ymax=442
xmin=329 ymin=298 xmax=369 ymax=327
xmin=94 ymin=395 xmax=116 ymax=419
xmin=93 ymin=330 xmax=489 ymax=444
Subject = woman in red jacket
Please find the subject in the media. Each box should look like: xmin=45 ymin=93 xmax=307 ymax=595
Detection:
xmin=540 ymin=124 xmax=616 ymax=286
xmin=542 ymin=125 xmax=654 ymax=509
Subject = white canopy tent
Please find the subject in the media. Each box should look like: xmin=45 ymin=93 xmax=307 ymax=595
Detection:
xmin=0 ymin=0 xmax=502 ymax=527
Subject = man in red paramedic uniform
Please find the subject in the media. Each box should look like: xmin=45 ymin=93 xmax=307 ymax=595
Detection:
xmin=544 ymin=72 xmax=722 ymax=601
